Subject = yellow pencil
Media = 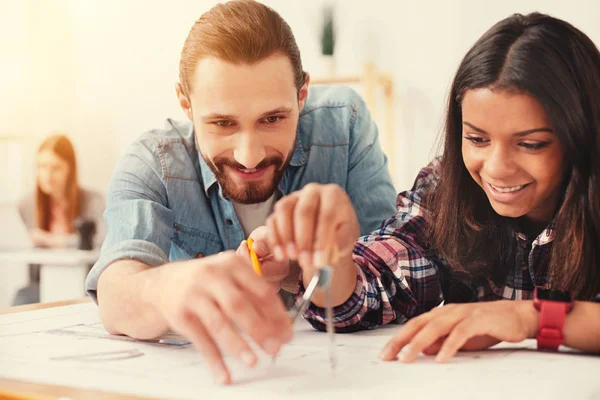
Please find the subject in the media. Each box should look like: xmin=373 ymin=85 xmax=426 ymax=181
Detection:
xmin=246 ymin=238 xmax=262 ymax=276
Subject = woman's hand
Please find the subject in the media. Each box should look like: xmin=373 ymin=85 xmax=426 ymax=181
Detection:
xmin=379 ymin=301 xmax=538 ymax=363
xmin=265 ymin=183 xmax=360 ymax=307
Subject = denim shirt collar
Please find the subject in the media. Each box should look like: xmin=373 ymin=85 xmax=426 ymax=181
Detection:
xmin=196 ymin=127 xmax=308 ymax=197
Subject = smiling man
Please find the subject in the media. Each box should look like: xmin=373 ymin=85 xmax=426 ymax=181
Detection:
xmin=85 ymin=0 xmax=395 ymax=384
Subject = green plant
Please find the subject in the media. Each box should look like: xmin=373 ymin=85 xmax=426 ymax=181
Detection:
xmin=321 ymin=5 xmax=335 ymax=56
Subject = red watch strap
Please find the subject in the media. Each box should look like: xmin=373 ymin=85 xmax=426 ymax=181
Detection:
xmin=537 ymin=301 xmax=569 ymax=350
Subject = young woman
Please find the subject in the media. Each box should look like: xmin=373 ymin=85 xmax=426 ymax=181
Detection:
xmin=13 ymin=134 xmax=106 ymax=305
xmin=260 ymin=12 xmax=600 ymax=359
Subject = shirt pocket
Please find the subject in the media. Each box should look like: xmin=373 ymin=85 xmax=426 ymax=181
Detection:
xmin=172 ymin=222 xmax=223 ymax=258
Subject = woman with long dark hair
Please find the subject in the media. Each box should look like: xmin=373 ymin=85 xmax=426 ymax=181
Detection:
xmin=262 ymin=12 xmax=600 ymax=358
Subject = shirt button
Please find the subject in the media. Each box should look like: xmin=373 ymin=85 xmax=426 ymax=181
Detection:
xmin=196 ymin=252 xmax=204 ymax=258
xmin=226 ymin=219 xmax=233 ymax=226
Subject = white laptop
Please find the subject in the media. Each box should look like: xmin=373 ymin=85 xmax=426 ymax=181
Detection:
xmin=0 ymin=205 xmax=34 ymax=250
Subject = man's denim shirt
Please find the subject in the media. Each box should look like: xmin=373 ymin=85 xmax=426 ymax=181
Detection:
xmin=86 ymin=86 xmax=397 ymax=301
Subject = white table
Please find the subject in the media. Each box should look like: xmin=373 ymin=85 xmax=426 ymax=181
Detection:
xmin=1 ymin=302 xmax=599 ymax=400
xmin=0 ymin=248 xmax=99 ymax=302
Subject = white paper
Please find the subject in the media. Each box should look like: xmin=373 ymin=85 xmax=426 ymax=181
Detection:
xmin=1 ymin=303 xmax=599 ymax=400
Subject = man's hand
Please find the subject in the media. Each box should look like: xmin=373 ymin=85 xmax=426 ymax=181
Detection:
xmin=236 ymin=226 xmax=301 ymax=293
xmin=151 ymin=252 xmax=293 ymax=384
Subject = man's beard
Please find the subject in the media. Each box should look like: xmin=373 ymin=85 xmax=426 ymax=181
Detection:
xmin=203 ymin=151 xmax=293 ymax=204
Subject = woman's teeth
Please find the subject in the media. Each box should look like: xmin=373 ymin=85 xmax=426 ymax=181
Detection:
xmin=490 ymin=183 xmax=528 ymax=193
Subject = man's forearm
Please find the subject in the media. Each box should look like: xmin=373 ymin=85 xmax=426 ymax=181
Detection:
xmin=97 ymin=260 xmax=169 ymax=339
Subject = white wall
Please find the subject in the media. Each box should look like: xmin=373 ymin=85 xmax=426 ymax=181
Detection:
xmin=266 ymin=0 xmax=600 ymax=189
xmin=0 ymin=0 xmax=26 ymax=137
xmin=0 ymin=0 xmax=75 ymax=202
xmin=4 ymin=0 xmax=600 ymax=193
xmin=1 ymin=0 xmax=599 ymax=307
xmin=0 ymin=0 xmax=27 ymax=204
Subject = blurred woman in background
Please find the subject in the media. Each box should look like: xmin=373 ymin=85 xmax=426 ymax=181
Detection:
xmin=13 ymin=134 xmax=106 ymax=305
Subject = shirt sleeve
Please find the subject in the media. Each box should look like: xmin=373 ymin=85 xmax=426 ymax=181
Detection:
xmin=85 ymin=139 xmax=174 ymax=303
xmin=303 ymin=160 xmax=445 ymax=332
xmin=344 ymin=91 xmax=397 ymax=235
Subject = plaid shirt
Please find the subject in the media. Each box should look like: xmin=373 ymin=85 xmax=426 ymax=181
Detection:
xmin=303 ymin=159 xmax=599 ymax=332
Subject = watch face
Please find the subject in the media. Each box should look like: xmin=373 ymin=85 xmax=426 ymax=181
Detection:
xmin=536 ymin=288 xmax=572 ymax=302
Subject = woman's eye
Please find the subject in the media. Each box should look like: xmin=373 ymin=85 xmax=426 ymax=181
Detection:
xmin=464 ymin=136 xmax=489 ymax=146
xmin=519 ymin=141 xmax=550 ymax=150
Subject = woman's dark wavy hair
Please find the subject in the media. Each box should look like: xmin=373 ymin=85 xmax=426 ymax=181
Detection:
xmin=429 ymin=12 xmax=600 ymax=300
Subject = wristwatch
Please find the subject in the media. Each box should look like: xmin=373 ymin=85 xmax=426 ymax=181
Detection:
xmin=533 ymin=287 xmax=574 ymax=350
